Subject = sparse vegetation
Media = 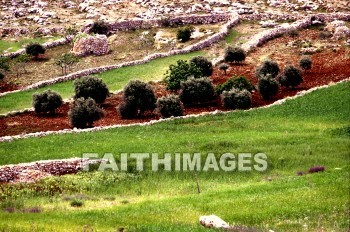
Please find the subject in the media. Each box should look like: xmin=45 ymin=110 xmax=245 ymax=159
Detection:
xmin=54 ymin=53 xmax=79 ymax=75
xmin=12 ymin=54 xmax=30 ymax=78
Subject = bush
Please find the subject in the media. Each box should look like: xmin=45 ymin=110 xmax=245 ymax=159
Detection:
xmin=25 ymin=43 xmax=45 ymax=58
xmin=319 ymin=31 xmax=332 ymax=40
xmin=215 ymin=76 xmax=255 ymax=95
xmin=190 ymin=56 xmax=213 ymax=77
xmin=0 ymin=57 xmax=10 ymax=72
xmin=177 ymin=26 xmax=194 ymax=42
xmin=0 ymin=72 xmax=4 ymax=80
xmin=256 ymin=60 xmax=280 ymax=78
xmin=278 ymin=65 xmax=303 ymax=88
xmin=287 ymin=29 xmax=299 ymax=37
xmin=219 ymin=63 xmax=229 ymax=74
xmin=74 ymin=76 xmax=109 ymax=104
xmin=156 ymin=95 xmax=184 ymax=118
xmin=299 ymin=56 xmax=312 ymax=71
xmin=89 ymin=20 xmax=109 ymax=35
xmin=70 ymin=199 xmax=83 ymax=207
xmin=258 ymin=74 xmax=279 ymax=99
xmin=179 ymin=77 xmax=215 ymax=105
xmin=164 ymin=59 xmax=202 ymax=91
xmin=118 ymin=80 xmax=157 ymax=118
xmin=68 ymin=97 xmax=104 ymax=128
xmin=221 ymin=88 xmax=252 ymax=109
xmin=224 ymin=47 xmax=246 ymax=63
xmin=32 ymin=90 xmax=63 ymax=114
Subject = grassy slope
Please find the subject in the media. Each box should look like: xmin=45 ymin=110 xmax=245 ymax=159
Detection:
xmin=0 ymin=37 xmax=60 ymax=54
xmin=0 ymin=51 xmax=203 ymax=114
xmin=0 ymin=82 xmax=349 ymax=231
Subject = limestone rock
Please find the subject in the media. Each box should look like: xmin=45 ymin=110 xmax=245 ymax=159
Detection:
xmin=199 ymin=215 xmax=230 ymax=229
xmin=72 ymin=34 xmax=109 ymax=56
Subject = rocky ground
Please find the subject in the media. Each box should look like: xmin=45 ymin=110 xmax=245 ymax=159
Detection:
xmin=1 ymin=0 xmax=349 ymax=37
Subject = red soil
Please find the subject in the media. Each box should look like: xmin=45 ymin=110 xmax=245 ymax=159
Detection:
xmin=0 ymin=81 xmax=20 ymax=93
xmin=1 ymin=46 xmax=349 ymax=137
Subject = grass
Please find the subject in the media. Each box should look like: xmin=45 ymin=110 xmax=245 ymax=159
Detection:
xmin=225 ymin=28 xmax=241 ymax=44
xmin=0 ymin=51 xmax=203 ymax=114
xmin=0 ymin=81 xmax=349 ymax=231
xmin=0 ymin=37 xmax=60 ymax=54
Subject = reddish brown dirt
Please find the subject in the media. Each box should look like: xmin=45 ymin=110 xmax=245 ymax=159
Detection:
xmin=0 ymin=81 xmax=21 ymax=93
xmin=1 ymin=38 xmax=349 ymax=137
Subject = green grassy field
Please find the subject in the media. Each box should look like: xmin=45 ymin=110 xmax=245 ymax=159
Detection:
xmin=0 ymin=37 xmax=61 ymax=54
xmin=0 ymin=81 xmax=349 ymax=231
xmin=0 ymin=51 xmax=203 ymax=114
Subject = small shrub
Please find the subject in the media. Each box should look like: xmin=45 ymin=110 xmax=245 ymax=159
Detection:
xmin=299 ymin=56 xmax=312 ymax=71
xmin=258 ymin=74 xmax=279 ymax=99
xmin=25 ymin=43 xmax=45 ymax=59
xmin=319 ymin=31 xmax=332 ymax=40
xmin=69 ymin=97 xmax=104 ymax=128
xmin=278 ymin=65 xmax=303 ymax=88
xmin=221 ymin=88 xmax=252 ymax=110
xmin=215 ymin=76 xmax=255 ymax=95
xmin=219 ymin=63 xmax=229 ymax=74
xmin=118 ymin=80 xmax=156 ymax=118
xmin=55 ymin=53 xmax=79 ymax=75
xmin=70 ymin=199 xmax=84 ymax=207
xmin=164 ymin=60 xmax=202 ymax=91
xmin=190 ymin=56 xmax=213 ymax=77
xmin=308 ymin=166 xmax=325 ymax=174
xmin=179 ymin=77 xmax=215 ymax=105
xmin=224 ymin=46 xmax=246 ymax=63
xmin=256 ymin=60 xmax=280 ymax=78
xmin=156 ymin=95 xmax=184 ymax=118
xmin=74 ymin=76 xmax=109 ymax=104
xmin=89 ymin=20 xmax=109 ymax=35
xmin=32 ymin=90 xmax=63 ymax=114
xmin=0 ymin=57 xmax=10 ymax=72
xmin=287 ymin=29 xmax=299 ymax=37
xmin=0 ymin=72 xmax=4 ymax=80
xmin=177 ymin=26 xmax=194 ymax=42
xmin=118 ymin=101 xmax=138 ymax=119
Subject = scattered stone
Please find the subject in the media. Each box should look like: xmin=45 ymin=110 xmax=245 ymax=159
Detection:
xmin=199 ymin=215 xmax=230 ymax=229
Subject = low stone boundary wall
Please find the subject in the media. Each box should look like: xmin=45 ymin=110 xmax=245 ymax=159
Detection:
xmin=0 ymin=158 xmax=104 ymax=183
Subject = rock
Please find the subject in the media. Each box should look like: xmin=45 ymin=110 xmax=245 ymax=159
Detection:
xmin=199 ymin=215 xmax=230 ymax=229
xmin=260 ymin=20 xmax=278 ymax=28
xmin=333 ymin=26 xmax=350 ymax=40
xmin=72 ymin=34 xmax=109 ymax=56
